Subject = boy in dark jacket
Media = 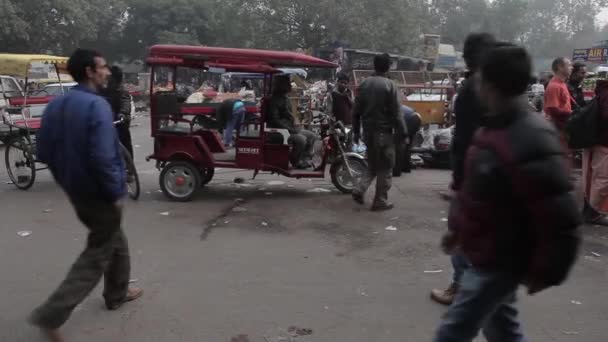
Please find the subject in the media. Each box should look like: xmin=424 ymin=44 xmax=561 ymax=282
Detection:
xmin=102 ymin=66 xmax=134 ymax=158
xmin=431 ymin=33 xmax=496 ymax=305
xmin=433 ymin=45 xmax=581 ymax=341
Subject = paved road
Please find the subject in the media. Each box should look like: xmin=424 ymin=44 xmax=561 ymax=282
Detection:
xmin=1 ymin=117 xmax=607 ymax=341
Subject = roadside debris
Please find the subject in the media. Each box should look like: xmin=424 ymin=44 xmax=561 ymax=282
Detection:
xmin=159 ymin=212 xmax=170 ymax=216
xmin=440 ymin=218 xmax=448 ymax=222
xmin=43 ymin=209 xmax=53 ymax=213
xmin=424 ymin=269 xmax=444 ymax=274
xmin=306 ymin=188 xmax=331 ymax=193
xmin=129 ymin=278 xmax=138 ymax=283
xmin=134 ymin=145 xmax=141 ymax=148
xmin=591 ymin=252 xmax=601 ymax=257
xmin=230 ymin=334 xmax=250 ymax=342
xmin=562 ymin=331 xmax=579 ymax=335
xmin=17 ymin=230 xmax=32 ymax=237
xmin=570 ymin=300 xmax=582 ymax=305
xmin=385 ymin=226 xmax=398 ymax=231
xmin=267 ymin=180 xmax=285 ymax=186
xmin=288 ymin=326 xmax=313 ymax=336
xmin=261 ymin=221 xmax=269 ymax=227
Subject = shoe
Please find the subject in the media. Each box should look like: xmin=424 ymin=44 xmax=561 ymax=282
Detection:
xmin=430 ymin=283 xmax=458 ymax=306
xmin=371 ymin=202 xmax=394 ymax=211
xmin=438 ymin=191 xmax=453 ymax=202
xmin=585 ymin=215 xmax=608 ymax=226
xmin=352 ymin=192 xmax=364 ymax=205
xmin=106 ymin=287 xmax=143 ymax=310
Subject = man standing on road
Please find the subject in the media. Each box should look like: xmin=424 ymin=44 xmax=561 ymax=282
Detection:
xmin=544 ymin=57 xmax=573 ymax=141
xmin=352 ymin=53 xmax=407 ymax=211
xmin=568 ymin=62 xmax=587 ymax=109
xmin=30 ymin=49 xmax=143 ymax=342
xmin=433 ymin=44 xmax=581 ymax=342
xmin=430 ymin=33 xmax=496 ymax=306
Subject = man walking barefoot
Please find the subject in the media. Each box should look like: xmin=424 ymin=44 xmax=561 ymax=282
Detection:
xmin=30 ymin=49 xmax=143 ymax=342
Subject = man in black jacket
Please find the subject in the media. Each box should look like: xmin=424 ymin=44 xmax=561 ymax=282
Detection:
xmin=433 ymin=44 xmax=581 ymax=342
xmin=102 ymin=66 xmax=133 ymax=158
xmin=267 ymin=75 xmax=316 ymax=169
xmin=568 ymin=62 xmax=587 ymax=108
xmin=431 ymin=33 xmax=496 ymax=306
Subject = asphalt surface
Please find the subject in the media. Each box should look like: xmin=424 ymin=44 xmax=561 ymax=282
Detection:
xmin=1 ymin=116 xmax=607 ymax=342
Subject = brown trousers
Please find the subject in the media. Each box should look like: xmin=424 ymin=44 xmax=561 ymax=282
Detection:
xmin=29 ymin=199 xmax=130 ymax=329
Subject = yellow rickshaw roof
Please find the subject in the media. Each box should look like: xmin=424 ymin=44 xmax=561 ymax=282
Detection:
xmin=0 ymin=54 xmax=68 ymax=78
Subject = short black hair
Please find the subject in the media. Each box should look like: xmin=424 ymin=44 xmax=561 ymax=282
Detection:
xmin=552 ymin=57 xmax=567 ymax=72
xmin=110 ymin=65 xmax=123 ymax=84
xmin=462 ymin=33 xmax=496 ymax=71
xmin=572 ymin=62 xmax=586 ymax=74
xmin=336 ymin=72 xmax=349 ymax=82
xmin=374 ymin=53 xmax=391 ymax=73
xmin=67 ymin=49 xmax=102 ymax=83
xmin=481 ymin=45 xmax=531 ymax=97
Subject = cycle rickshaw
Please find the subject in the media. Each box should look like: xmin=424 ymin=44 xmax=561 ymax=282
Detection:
xmin=0 ymin=54 xmax=140 ymax=199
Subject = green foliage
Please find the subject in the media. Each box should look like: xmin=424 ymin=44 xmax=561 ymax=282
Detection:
xmin=0 ymin=0 xmax=606 ymax=62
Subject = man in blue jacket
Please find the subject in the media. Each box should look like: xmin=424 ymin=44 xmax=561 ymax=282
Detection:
xmin=29 ymin=49 xmax=143 ymax=342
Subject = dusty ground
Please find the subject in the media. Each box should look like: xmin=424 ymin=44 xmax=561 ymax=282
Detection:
xmin=0 ymin=117 xmax=607 ymax=342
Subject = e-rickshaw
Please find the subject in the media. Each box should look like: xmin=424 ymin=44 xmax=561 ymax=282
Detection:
xmin=145 ymin=45 xmax=367 ymax=201
xmin=0 ymin=54 xmax=140 ymax=199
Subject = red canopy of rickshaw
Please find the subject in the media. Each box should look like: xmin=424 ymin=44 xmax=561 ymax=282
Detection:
xmin=147 ymin=45 xmax=337 ymax=72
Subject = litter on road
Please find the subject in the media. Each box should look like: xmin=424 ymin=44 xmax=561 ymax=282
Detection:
xmin=570 ymin=300 xmax=582 ymax=305
xmin=129 ymin=278 xmax=138 ymax=283
xmin=440 ymin=218 xmax=448 ymax=222
xmin=424 ymin=269 xmax=444 ymax=274
xmin=267 ymin=180 xmax=285 ymax=186
xmin=159 ymin=212 xmax=170 ymax=216
xmin=385 ymin=226 xmax=398 ymax=231
xmin=307 ymin=188 xmax=332 ymax=193
xmin=17 ymin=230 xmax=32 ymax=237
xmin=562 ymin=331 xmax=579 ymax=335
xmin=261 ymin=221 xmax=269 ymax=227
xmin=591 ymin=252 xmax=601 ymax=257
xmin=43 ymin=209 xmax=53 ymax=213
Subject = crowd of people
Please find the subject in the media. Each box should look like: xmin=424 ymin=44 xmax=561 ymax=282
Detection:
xmin=28 ymin=28 xmax=608 ymax=339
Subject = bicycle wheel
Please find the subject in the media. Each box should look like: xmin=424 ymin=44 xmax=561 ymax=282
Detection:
xmin=5 ymin=135 xmax=36 ymax=190
xmin=120 ymin=144 xmax=140 ymax=200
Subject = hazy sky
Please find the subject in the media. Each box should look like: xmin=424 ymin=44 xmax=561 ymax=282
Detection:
xmin=599 ymin=8 xmax=608 ymax=27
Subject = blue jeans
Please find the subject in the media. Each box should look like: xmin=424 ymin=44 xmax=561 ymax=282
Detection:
xmin=451 ymin=253 xmax=470 ymax=285
xmin=434 ymin=267 xmax=527 ymax=342
xmin=224 ymin=106 xmax=245 ymax=146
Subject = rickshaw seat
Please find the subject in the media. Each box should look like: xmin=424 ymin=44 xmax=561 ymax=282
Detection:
xmin=153 ymin=91 xmax=179 ymax=115
xmin=158 ymin=125 xmax=191 ymax=135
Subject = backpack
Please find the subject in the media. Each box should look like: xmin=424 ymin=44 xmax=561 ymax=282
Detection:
xmin=566 ymin=97 xmax=599 ymax=149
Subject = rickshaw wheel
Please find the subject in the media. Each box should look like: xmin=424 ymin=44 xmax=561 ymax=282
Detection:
xmin=200 ymin=168 xmax=215 ymax=186
xmin=160 ymin=161 xmax=201 ymax=202
xmin=330 ymin=156 xmax=367 ymax=194
xmin=5 ymin=135 xmax=36 ymax=190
